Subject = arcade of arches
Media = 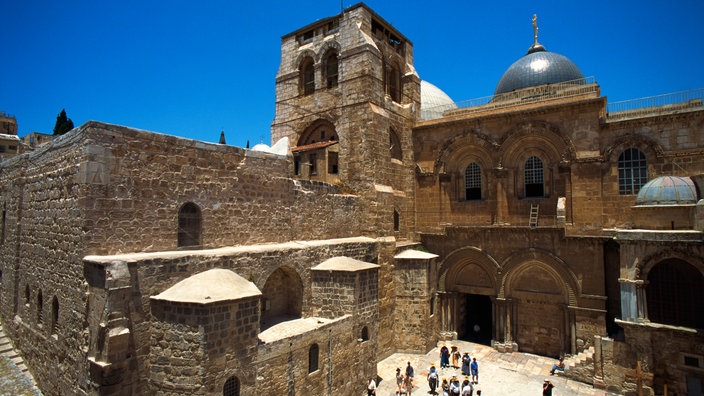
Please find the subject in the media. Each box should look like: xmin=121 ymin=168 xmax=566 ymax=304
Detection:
xmin=436 ymin=246 xmax=580 ymax=358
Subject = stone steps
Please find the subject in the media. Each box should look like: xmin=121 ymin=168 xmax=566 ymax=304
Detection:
xmin=558 ymin=346 xmax=595 ymax=384
xmin=0 ymin=322 xmax=36 ymax=376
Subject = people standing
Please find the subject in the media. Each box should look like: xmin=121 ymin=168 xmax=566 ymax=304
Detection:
xmin=440 ymin=344 xmax=450 ymax=368
xmin=395 ymin=367 xmax=404 ymax=396
xmin=451 ymin=346 xmax=461 ymax=369
xmin=367 ymin=377 xmax=377 ymax=396
xmin=449 ymin=375 xmax=461 ymax=396
xmin=441 ymin=378 xmax=450 ymax=396
xmin=404 ymin=372 xmax=414 ymax=395
xmin=461 ymin=377 xmax=474 ymax=396
xmin=542 ymin=379 xmax=554 ymax=396
xmin=470 ymin=357 xmax=479 ymax=384
xmin=427 ymin=363 xmax=439 ymax=395
xmin=406 ymin=361 xmax=414 ymax=381
xmin=461 ymin=352 xmax=471 ymax=376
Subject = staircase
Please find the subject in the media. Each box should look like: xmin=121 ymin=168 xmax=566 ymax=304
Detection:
xmin=0 ymin=322 xmax=42 ymax=394
xmin=528 ymin=204 xmax=539 ymax=227
xmin=558 ymin=346 xmax=595 ymax=384
xmin=0 ymin=324 xmax=28 ymax=373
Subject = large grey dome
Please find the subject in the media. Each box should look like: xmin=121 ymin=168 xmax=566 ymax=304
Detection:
xmin=494 ymin=44 xmax=584 ymax=95
xmin=420 ymin=80 xmax=457 ymax=120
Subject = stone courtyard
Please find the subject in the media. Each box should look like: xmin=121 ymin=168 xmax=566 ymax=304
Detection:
xmin=373 ymin=340 xmax=621 ymax=396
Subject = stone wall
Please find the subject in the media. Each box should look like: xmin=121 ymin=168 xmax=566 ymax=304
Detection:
xmin=149 ymin=297 xmax=259 ymax=395
xmin=0 ymin=120 xmax=378 ymax=394
xmin=0 ymin=130 xmax=91 ymax=394
xmin=79 ymin=237 xmax=380 ymax=394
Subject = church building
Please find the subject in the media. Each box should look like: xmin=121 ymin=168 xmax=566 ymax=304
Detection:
xmin=1 ymin=3 xmax=703 ymax=395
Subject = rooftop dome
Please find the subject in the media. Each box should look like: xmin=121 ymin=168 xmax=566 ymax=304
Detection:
xmin=494 ymin=44 xmax=585 ymax=95
xmin=494 ymin=15 xmax=584 ymax=95
xmin=635 ymin=176 xmax=698 ymax=206
xmin=420 ymin=80 xmax=457 ymax=120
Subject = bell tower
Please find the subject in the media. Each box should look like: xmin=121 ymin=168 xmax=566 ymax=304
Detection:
xmin=271 ymin=4 xmax=420 ymax=238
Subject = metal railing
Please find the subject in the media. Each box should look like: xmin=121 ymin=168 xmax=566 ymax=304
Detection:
xmin=0 ymin=111 xmax=16 ymax=119
xmin=421 ymin=77 xmax=598 ymax=121
xmin=606 ymin=89 xmax=704 ymax=121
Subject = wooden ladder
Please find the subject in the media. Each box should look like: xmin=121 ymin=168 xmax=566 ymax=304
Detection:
xmin=529 ymin=204 xmax=539 ymax=227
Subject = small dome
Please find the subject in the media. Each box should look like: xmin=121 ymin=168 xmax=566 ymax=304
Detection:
xmin=494 ymin=44 xmax=584 ymax=95
xmin=636 ymin=176 xmax=698 ymax=205
xmin=420 ymin=80 xmax=457 ymax=120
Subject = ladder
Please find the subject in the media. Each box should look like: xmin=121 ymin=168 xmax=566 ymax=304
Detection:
xmin=529 ymin=204 xmax=539 ymax=227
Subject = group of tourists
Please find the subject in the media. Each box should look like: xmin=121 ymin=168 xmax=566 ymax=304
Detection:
xmin=420 ymin=345 xmax=479 ymax=396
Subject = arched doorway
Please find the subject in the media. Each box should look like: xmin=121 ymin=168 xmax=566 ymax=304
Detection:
xmin=505 ymin=263 xmax=568 ymax=358
xmin=440 ymin=251 xmax=498 ymax=346
xmin=261 ymin=266 xmax=303 ymax=330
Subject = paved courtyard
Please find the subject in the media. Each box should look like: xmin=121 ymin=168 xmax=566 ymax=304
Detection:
xmin=374 ymin=340 xmax=619 ymax=396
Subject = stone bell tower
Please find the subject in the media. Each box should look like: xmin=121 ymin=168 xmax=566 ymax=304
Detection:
xmin=271 ymin=3 xmax=420 ymax=238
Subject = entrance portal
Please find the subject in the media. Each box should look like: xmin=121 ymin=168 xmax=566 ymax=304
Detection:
xmin=460 ymin=294 xmax=492 ymax=345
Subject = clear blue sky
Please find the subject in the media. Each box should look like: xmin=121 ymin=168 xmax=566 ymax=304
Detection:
xmin=2 ymin=1 xmax=703 ymax=148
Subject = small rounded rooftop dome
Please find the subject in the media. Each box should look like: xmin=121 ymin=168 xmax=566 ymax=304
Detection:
xmin=635 ymin=176 xmax=698 ymax=206
xmin=494 ymin=44 xmax=585 ymax=95
xmin=420 ymin=80 xmax=457 ymax=120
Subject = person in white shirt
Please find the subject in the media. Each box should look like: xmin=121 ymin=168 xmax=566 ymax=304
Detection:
xmin=461 ymin=377 xmax=474 ymax=396
xmin=367 ymin=377 xmax=377 ymax=395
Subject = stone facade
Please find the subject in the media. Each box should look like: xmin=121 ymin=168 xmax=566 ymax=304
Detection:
xmin=1 ymin=3 xmax=704 ymax=395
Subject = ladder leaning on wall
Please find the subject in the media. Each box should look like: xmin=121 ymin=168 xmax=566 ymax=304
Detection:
xmin=529 ymin=204 xmax=539 ymax=227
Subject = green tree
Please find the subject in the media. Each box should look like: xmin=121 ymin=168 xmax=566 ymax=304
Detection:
xmin=53 ymin=109 xmax=75 ymax=135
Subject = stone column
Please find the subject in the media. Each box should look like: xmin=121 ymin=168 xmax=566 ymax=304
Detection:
xmin=635 ymin=280 xmax=648 ymax=321
xmin=493 ymin=168 xmax=509 ymax=225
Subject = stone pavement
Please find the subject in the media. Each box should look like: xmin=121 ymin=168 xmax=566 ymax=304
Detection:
xmin=0 ymin=323 xmax=42 ymax=396
xmin=374 ymin=340 xmax=620 ymax=396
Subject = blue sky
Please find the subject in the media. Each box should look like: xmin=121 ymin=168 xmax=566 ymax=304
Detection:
xmin=2 ymin=1 xmax=703 ymax=148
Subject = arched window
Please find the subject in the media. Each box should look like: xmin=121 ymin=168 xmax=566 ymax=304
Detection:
xmin=465 ymin=163 xmax=482 ymax=200
xmin=393 ymin=209 xmax=400 ymax=232
xmin=223 ymin=376 xmax=240 ymax=396
xmin=389 ymin=128 xmax=402 ymax=161
xmin=524 ymin=156 xmax=544 ymax=198
xmin=300 ymin=57 xmax=315 ymax=95
xmin=618 ymin=148 xmax=648 ymax=194
xmin=51 ymin=296 xmax=59 ymax=334
xmin=360 ymin=326 xmax=369 ymax=341
xmin=25 ymin=284 xmax=30 ymax=306
xmin=37 ymin=289 xmax=43 ymax=324
xmin=308 ymin=344 xmax=319 ymax=373
xmin=324 ymin=51 xmax=339 ymax=88
xmin=178 ymin=203 xmax=201 ymax=248
xmin=385 ymin=64 xmax=402 ymax=102
xmin=647 ymin=259 xmax=704 ymax=329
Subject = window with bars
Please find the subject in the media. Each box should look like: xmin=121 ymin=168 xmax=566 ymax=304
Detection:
xmin=178 ymin=203 xmax=201 ymax=248
xmin=223 ymin=376 xmax=240 ymax=396
xmin=524 ymin=156 xmax=544 ymax=198
xmin=465 ymin=163 xmax=482 ymax=200
xmin=647 ymin=259 xmax=704 ymax=329
xmin=618 ymin=148 xmax=648 ymax=194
